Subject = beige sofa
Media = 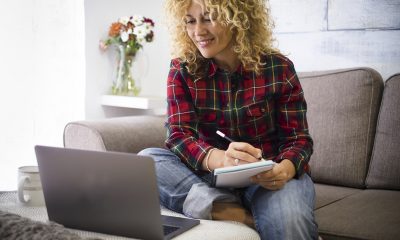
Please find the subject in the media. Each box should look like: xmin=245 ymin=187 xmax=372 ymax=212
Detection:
xmin=64 ymin=68 xmax=400 ymax=240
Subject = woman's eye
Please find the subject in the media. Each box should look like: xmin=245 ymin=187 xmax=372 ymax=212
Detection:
xmin=204 ymin=18 xmax=211 ymax=22
xmin=185 ymin=19 xmax=195 ymax=24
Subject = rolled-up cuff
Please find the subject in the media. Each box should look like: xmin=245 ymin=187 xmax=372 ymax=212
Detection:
xmin=182 ymin=183 xmax=239 ymax=219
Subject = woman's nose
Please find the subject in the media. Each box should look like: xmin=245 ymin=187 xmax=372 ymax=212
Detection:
xmin=194 ymin=23 xmax=207 ymax=36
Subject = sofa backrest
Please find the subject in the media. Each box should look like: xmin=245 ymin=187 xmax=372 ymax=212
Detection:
xmin=366 ymin=73 xmax=400 ymax=190
xmin=299 ymin=68 xmax=383 ymax=188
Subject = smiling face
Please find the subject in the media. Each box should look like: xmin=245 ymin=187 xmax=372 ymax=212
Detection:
xmin=185 ymin=0 xmax=238 ymax=70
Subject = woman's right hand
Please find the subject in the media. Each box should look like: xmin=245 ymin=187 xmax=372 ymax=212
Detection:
xmin=204 ymin=143 xmax=262 ymax=171
xmin=223 ymin=142 xmax=262 ymax=167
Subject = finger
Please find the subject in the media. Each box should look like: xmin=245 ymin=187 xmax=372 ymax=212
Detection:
xmin=223 ymin=157 xmax=254 ymax=167
xmin=234 ymin=158 xmax=255 ymax=166
xmin=252 ymin=178 xmax=285 ymax=190
xmin=227 ymin=144 xmax=261 ymax=163
xmin=233 ymin=158 xmax=240 ymax=166
xmin=254 ymin=167 xmax=278 ymax=180
xmin=229 ymin=142 xmax=262 ymax=159
xmin=251 ymin=174 xmax=272 ymax=183
xmin=223 ymin=157 xmax=246 ymax=167
xmin=256 ymin=162 xmax=293 ymax=181
xmin=235 ymin=152 xmax=259 ymax=163
xmin=222 ymin=156 xmax=236 ymax=167
xmin=263 ymin=181 xmax=283 ymax=190
xmin=252 ymin=175 xmax=285 ymax=183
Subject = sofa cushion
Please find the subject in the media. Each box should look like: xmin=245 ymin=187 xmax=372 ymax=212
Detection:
xmin=299 ymin=68 xmax=383 ymax=188
xmin=314 ymin=189 xmax=400 ymax=240
xmin=64 ymin=116 xmax=167 ymax=153
xmin=314 ymin=183 xmax=362 ymax=210
xmin=366 ymin=73 xmax=400 ymax=190
xmin=0 ymin=191 xmax=260 ymax=240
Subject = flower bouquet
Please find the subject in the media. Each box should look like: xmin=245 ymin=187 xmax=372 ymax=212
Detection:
xmin=100 ymin=15 xmax=155 ymax=96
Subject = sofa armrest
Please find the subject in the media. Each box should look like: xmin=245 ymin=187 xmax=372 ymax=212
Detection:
xmin=63 ymin=116 xmax=167 ymax=153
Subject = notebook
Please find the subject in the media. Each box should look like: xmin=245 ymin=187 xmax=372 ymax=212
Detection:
xmin=34 ymin=145 xmax=199 ymax=240
xmin=211 ymin=160 xmax=275 ymax=188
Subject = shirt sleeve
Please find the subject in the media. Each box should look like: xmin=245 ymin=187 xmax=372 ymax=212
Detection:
xmin=164 ymin=60 xmax=213 ymax=172
xmin=274 ymin=60 xmax=313 ymax=178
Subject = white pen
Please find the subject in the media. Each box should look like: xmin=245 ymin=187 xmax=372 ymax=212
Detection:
xmin=216 ymin=130 xmax=235 ymax=143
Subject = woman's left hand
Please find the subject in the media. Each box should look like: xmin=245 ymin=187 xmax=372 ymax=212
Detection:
xmin=250 ymin=159 xmax=296 ymax=190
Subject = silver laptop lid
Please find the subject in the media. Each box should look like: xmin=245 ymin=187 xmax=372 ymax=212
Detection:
xmin=35 ymin=145 xmax=164 ymax=240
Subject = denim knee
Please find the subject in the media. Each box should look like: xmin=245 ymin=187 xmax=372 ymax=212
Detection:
xmin=138 ymin=147 xmax=165 ymax=156
xmin=244 ymin=174 xmax=318 ymax=240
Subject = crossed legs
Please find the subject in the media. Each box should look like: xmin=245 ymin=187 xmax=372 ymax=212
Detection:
xmin=138 ymin=148 xmax=318 ymax=239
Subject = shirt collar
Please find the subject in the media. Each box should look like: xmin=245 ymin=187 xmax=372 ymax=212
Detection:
xmin=206 ymin=59 xmax=250 ymax=79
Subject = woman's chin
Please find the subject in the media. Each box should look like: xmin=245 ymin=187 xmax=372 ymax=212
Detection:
xmin=198 ymin=51 xmax=215 ymax=59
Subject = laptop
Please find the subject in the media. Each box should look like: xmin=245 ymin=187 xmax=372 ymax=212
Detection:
xmin=35 ymin=145 xmax=200 ymax=240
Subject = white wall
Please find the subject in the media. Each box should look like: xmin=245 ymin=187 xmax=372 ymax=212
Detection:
xmin=270 ymin=0 xmax=400 ymax=80
xmin=0 ymin=0 xmax=85 ymax=190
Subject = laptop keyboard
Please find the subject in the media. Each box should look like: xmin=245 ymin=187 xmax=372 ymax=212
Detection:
xmin=163 ymin=225 xmax=180 ymax=235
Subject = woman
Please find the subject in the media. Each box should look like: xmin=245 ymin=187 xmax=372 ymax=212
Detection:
xmin=139 ymin=0 xmax=318 ymax=239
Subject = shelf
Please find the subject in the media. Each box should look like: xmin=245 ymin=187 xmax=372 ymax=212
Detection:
xmin=101 ymin=95 xmax=166 ymax=110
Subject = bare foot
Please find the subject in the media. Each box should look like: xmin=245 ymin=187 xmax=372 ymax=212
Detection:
xmin=211 ymin=202 xmax=255 ymax=228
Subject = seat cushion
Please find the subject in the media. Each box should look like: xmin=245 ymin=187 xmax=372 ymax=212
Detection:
xmin=366 ymin=73 xmax=400 ymax=190
xmin=315 ymin=189 xmax=400 ymax=240
xmin=0 ymin=191 xmax=260 ymax=240
xmin=299 ymin=68 xmax=383 ymax=188
xmin=314 ymin=183 xmax=362 ymax=210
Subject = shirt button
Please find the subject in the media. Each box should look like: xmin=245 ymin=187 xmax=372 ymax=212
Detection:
xmin=261 ymin=108 xmax=266 ymax=113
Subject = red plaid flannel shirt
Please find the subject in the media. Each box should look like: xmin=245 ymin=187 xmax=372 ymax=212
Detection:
xmin=165 ymin=54 xmax=313 ymax=178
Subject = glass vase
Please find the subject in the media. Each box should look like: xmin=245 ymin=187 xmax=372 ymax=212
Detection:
xmin=112 ymin=45 xmax=141 ymax=96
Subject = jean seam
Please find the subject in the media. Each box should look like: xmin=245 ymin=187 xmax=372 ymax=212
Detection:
xmin=249 ymin=201 xmax=260 ymax=232
xmin=243 ymin=186 xmax=260 ymax=232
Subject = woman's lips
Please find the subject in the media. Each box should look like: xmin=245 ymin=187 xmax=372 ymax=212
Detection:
xmin=197 ymin=38 xmax=214 ymax=48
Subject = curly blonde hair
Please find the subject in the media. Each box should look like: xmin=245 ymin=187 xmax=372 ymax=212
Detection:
xmin=164 ymin=0 xmax=279 ymax=77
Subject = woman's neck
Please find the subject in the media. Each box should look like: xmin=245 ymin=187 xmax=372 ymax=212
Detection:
xmin=214 ymin=55 xmax=240 ymax=73
xmin=213 ymin=41 xmax=240 ymax=73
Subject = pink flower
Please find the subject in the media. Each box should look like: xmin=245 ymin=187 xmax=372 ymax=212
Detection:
xmin=99 ymin=40 xmax=108 ymax=51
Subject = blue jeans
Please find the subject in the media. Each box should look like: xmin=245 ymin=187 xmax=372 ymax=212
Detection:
xmin=138 ymin=148 xmax=318 ymax=240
